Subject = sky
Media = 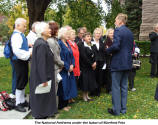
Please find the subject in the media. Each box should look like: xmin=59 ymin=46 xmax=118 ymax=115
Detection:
xmin=92 ymin=0 xmax=108 ymax=14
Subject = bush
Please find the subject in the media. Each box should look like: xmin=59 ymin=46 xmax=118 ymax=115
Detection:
xmin=135 ymin=40 xmax=150 ymax=56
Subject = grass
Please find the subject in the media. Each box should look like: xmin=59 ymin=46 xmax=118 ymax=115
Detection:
xmin=0 ymin=57 xmax=158 ymax=119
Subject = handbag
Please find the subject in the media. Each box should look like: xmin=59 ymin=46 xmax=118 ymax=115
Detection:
xmin=132 ymin=60 xmax=141 ymax=70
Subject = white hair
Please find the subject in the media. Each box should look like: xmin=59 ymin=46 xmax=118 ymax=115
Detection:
xmin=93 ymin=28 xmax=102 ymax=37
xmin=31 ymin=21 xmax=40 ymax=30
xmin=35 ymin=22 xmax=48 ymax=38
xmin=15 ymin=18 xmax=26 ymax=28
xmin=106 ymin=28 xmax=114 ymax=37
xmin=58 ymin=27 xmax=68 ymax=39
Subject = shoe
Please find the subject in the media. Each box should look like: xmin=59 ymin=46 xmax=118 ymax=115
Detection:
xmin=15 ymin=104 xmax=26 ymax=112
xmin=21 ymin=101 xmax=29 ymax=107
xmin=9 ymin=93 xmax=15 ymax=99
xmin=121 ymin=112 xmax=126 ymax=115
xmin=107 ymin=108 xmax=119 ymax=116
xmin=150 ymin=75 xmax=155 ymax=78
xmin=88 ymin=99 xmax=94 ymax=102
xmin=131 ymin=88 xmax=136 ymax=91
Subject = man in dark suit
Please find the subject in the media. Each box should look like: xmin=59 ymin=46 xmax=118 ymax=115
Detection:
xmin=149 ymin=23 xmax=158 ymax=78
xmin=75 ymin=27 xmax=84 ymax=45
xmin=106 ymin=13 xmax=133 ymax=116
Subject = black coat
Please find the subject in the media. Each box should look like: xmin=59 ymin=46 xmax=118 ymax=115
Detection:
xmin=75 ymin=36 xmax=83 ymax=44
xmin=78 ymin=42 xmax=95 ymax=71
xmin=91 ymin=40 xmax=106 ymax=68
xmin=149 ymin=32 xmax=158 ymax=53
xmin=29 ymin=38 xmax=57 ymax=118
xmin=78 ymin=42 xmax=97 ymax=91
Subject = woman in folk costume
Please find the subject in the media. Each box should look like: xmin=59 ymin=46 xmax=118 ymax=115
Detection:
xmin=67 ymin=29 xmax=80 ymax=103
xmin=79 ymin=32 xmax=97 ymax=102
xmin=29 ymin=22 xmax=57 ymax=119
xmin=57 ymin=27 xmax=77 ymax=111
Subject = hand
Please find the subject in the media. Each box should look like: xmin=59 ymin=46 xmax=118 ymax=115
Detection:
xmin=29 ymin=43 xmax=33 ymax=48
xmin=92 ymin=62 xmax=96 ymax=70
xmin=106 ymin=45 xmax=109 ymax=49
xmin=134 ymin=53 xmax=138 ymax=57
xmin=69 ymin=65 xmax=74 ymax=72
xmin=43 ymin=82 xmax=48 ymax=87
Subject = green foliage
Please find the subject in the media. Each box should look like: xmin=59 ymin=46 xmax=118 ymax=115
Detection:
xmin=0 ymin=23 xmax=9 ymax=42
xmin=44 ymin=7 xmax=57 ymax=21
xmin=63 ymin=0 xmax=104 ymax=33
xmin=0 ymin=0 xmax=13 ymax=16
xmin=105 ymin=0 xmax=124 ymax=28
xmin=135 ymin=40 xmax=150 ymax=56
xmin=124 ymin=0 xmax=142 ymax=40
xmin=0 ymin=57 xmax=29 ymax=94
xmin=6 ymin=2 xmax=29 ymax=34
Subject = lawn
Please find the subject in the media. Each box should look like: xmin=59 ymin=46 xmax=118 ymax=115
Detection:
xmin=0 ymin=57 xmax=158 ymax=119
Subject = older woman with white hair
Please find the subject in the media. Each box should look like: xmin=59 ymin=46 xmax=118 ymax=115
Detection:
xmin=57 ymin=27 xmax=77 ymax=111
xmin=91 ymin=28 xmax=106 ymax=96
xmin=29 ymin=22 xmax=57 ymax=119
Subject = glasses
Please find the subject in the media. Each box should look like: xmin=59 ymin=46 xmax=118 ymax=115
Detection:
xmin=80 ymin=33 xmax=84 ymax=35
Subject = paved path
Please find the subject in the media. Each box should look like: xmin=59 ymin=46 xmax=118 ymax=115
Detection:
xmin=0 ymin=45 xmax=4 ymax=57
xmin=0 ymin=95 xmax=31 ymax=119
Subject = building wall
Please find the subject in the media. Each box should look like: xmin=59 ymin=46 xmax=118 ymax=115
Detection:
xmin=139 ymin=0 xmax=158 ymax=40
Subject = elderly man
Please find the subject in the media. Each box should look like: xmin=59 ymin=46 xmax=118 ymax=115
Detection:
xmin=11 ymin=18 xmax=31 ymax=112
xmin=75 ymin=27 xmax=84 ymax=44
xmin=149 ymin=23 xmax=158 ymax=78
xmin=106 ymin=13 xmax=133 ymax=116
xmin=26 ymin=22 xmax=39 ymax=48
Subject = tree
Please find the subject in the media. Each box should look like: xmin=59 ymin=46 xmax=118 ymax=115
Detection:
xmin=0 ymin=0 xmax=13 ymax=16
xmin=124 ymin=0 xmax=142 ymax=40
xmin=105 ymin=0 xmax=124 ymax=28
xmin=0 ymin=23 xmax=9 ymax=42
xmin=63 ymin=0 xmax=104 ymax=33
xmin=26 ymin=0 xmax=52 ymax=29
xmin=6 ymin=2 xmax=29 ymax=34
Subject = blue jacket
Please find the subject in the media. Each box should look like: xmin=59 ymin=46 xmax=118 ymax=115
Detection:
xmin=58 ymin=39 xmax=77 ymax=100
xmin=106 ymin=25 xmax=133 ymax=71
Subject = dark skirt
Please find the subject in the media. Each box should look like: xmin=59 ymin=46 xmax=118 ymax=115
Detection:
xmin=79 ymin=69 xmax=97 ymax=92
xmin=57 ymin=81 xmax=68 ymax=109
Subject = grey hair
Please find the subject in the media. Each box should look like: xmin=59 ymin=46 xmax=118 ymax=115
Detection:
xmin=106 ymin=28 xmax=114 ymax=37
xmin=93 ymin=27 xmax=102 ymax=37
xmin=58 ymin=27 xmax=68 ymax=39
xmin=15 ymin=18 xmax=26 ymax=27
xmin=31 ymin=21 xmax=40 ymax=30
xmin=35 ymin=22 xmax=48 ymax=38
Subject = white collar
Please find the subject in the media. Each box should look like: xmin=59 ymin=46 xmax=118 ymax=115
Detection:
xmin=14 ymin=29 xmax=22 ymax=33
xmin=84 ymin=41 xmax=92 ymax=49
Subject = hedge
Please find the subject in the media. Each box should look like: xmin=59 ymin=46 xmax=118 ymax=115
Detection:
xmin=135 ymin=40 xmax=150 ymax=56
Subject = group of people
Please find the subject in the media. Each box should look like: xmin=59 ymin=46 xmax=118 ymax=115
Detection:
xmin=8 ymin=13 xmax=142 ymax=118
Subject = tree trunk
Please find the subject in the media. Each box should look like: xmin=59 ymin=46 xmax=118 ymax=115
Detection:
xmin=26 ymin=0 xmax=51 ymax=29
